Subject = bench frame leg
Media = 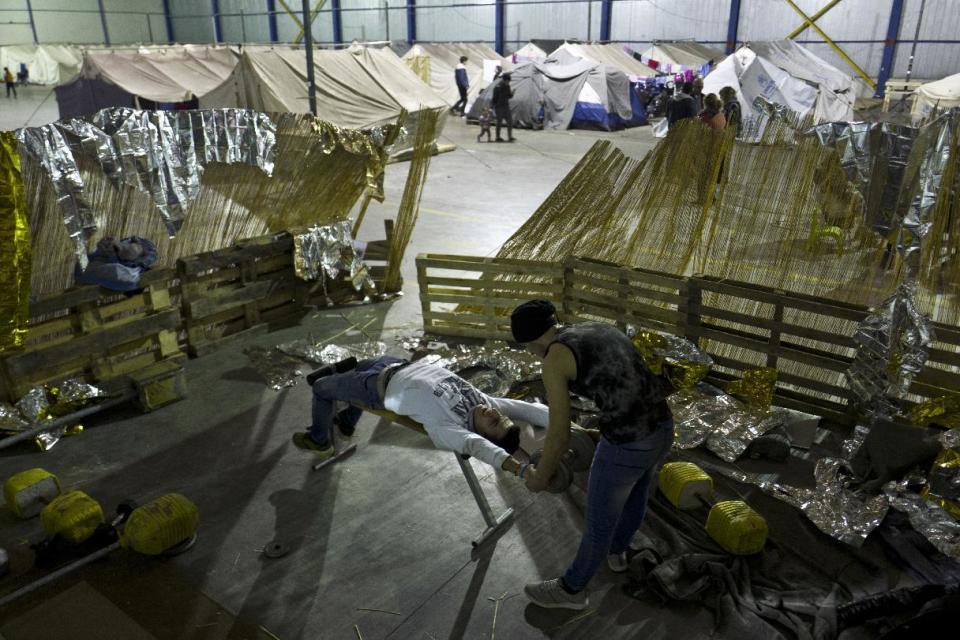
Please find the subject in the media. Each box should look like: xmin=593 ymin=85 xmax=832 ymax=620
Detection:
xmin=455 ymin=454 xmax=514 ymax=547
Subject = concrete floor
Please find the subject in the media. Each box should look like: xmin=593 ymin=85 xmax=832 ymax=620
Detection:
xmin=1 ymin=101 xmax=691 ymax=639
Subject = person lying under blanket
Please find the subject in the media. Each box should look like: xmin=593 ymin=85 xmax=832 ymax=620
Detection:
xmin=293 ymin=355 xmax=559 ymax=476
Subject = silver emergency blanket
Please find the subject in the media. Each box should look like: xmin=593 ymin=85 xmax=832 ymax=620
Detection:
xmin=243 ymin=346 xmax=305 ymax=390
xmin=400 ymin=337 xmax=542 ymax=387
xmin=19 ymin=107 xmax=276 ymax=267
xmin=710 ymin=457 xmax=889 ymax=547
xmin=15 ymin=385 xmax=49 ymax=422
xmin=292 ymin=221 xmax=375 ymax=296
xmin=846 ymin=283 xmax=934 ymax=419
xmin=884 ymin=475 xmax=960 ymax=559
xmin=667 ymin=390 xmax=781 ymax=462
xmin=0 ymin=402 xmax=29 ymax=433
xmin=246 ymin=339 xmax=387 ymax=390
xmin=3 ymin=381 xmax=104 ymax=449
xmin=278 ymin=338 xmax=387 ymax=365
xmin=942 ymin=428 xmax=960 ymax=450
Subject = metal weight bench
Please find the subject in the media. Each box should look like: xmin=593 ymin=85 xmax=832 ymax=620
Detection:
xmin=314 ymin=406 xmax=514 ymax=547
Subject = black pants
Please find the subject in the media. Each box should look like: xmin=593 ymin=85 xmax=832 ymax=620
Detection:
xmin=5 ymin=82 xmax=15 ymax=98
xmin=452 ymin=86 xmax=468 ymax=114
xmin=495 ymin=108 xmax=513 ymax=140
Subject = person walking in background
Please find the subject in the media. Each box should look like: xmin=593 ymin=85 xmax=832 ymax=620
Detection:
xmin=698 ymin=93 xmax=726 ymax=130
xmin=4 ymin=68 xmax=17 ymax=99
xmin=719 ymin=86 xmax=742 ymax=135
xmin=477 ymin=107 xmax=493 ymax=142
xmin=492 ymin=72 xmax=515 ymax=142
xmin=452 ymin=56 xmax=469 ymax=116
xmin=691 ymin=76 xmax=704 ymax=114
xmin=666 ymin=82 xmax=696 ymax=129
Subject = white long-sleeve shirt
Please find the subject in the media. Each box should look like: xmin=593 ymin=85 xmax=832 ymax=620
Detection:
xmin=383 ymin=360 xmax=549 ymax=469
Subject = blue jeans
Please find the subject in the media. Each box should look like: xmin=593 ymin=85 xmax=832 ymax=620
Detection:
xmin=309 ymin=355 xmax=406 ymax=446
xmin=562 ymin=421 xmax=674 ymax=592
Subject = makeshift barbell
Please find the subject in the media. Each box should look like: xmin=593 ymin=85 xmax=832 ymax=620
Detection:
xmin=658 ymin=461 xmax=768 ymax=555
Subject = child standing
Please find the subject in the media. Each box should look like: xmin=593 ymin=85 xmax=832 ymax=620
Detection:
xmin=477 ymin=107 xmax=493 ymax=142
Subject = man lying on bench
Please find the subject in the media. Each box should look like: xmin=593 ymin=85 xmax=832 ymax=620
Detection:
xmin=293 ymin=355 xmax=548 ymax=475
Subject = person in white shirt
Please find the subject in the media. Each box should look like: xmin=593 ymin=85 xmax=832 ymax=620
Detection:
xmin=293 ymin=355 xmax=549 ymax=476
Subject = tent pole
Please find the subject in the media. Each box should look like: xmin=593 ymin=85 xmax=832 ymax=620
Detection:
xmin=302 ymin=0 xmax=317 ymax=115
xmin=904 ymin=0 xmax=926 ymax=83
xmin=97 ymin=0 xmax=110 ymax=45
xmin=26 ymin=0 xmax=38 ymax=43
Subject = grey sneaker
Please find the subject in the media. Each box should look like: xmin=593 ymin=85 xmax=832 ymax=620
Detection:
xmin=607 ymin=552 xmax=629 ymax=573
xmin=523 ymin=578 xmax=589 ymax=610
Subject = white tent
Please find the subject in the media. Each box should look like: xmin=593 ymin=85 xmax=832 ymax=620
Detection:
xmin=639 ymin=42 xmax=725 ymax=70
xmin=702 ymin=41 xmax=855 ymax=132
xmin=912 ymin=72 xmax=960 ymax=117
xmin=0 ymin=44 xmax=82 ymax=84
xmin=555 ymin=42 xmax=656 ymax=80
xmin=512 ymin=42 xmax=549 ymax=62
xmin=402 ymin=43 xmax=505 ymax=109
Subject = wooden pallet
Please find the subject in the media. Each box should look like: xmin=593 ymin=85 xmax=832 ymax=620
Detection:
xmin=0 ymin=268 xmax=183 ymax=403
xmin=417 ymin=253 xmax=960 ymax=425
xmin=179 ymin=220 xmax=395 ymax=357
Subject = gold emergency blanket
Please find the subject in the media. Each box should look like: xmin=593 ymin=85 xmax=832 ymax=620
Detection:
xmin=0 ymin=132 xmax=31 ymax=351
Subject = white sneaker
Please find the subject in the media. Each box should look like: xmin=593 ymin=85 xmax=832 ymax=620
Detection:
xmin=607 ymin=552 xmax=629 ymax=573
xmin=523 ymin=578 xmax=589 ymax=610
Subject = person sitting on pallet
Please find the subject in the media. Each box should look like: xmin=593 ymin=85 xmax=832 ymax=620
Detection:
xmin=293 ymin=355 xmax=550 ymax=476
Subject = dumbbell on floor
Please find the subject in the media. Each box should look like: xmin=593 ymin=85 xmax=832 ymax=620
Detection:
xmin=529 ymin=428 xmax=598 ymax=493
xmin=658 ymin=461 xmax=768 ymax=555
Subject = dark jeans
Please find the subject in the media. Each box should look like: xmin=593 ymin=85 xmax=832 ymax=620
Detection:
xmin=562 ymin=420 xmax=674 ymax=592
xmin=5 ymin=82 xmax=16 ymax=98
xmin=309 ymin=355 xmax=406 ymax=446
xmin=452 ymin=85 xmax=468 ymax=114
xmin=495 ymin=108 xmax=512 ymax=140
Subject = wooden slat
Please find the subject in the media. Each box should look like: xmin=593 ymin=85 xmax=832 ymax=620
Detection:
xmin=567 ymin=257 xmax=686 ymax=289
xmin=186 ymin=280 xmax=279 ymax=319
xmin=691 ymin=325 xmax=849 ymax=373
xmin=425 ymin=292 xmax=560 ymax=307
xmin=178 ymin=236 xmax=293 ymax=275
xmin=698 ymin=304 xmax=856 ymax=349
xmin=418 ymin=257 xmax=563 ymax=276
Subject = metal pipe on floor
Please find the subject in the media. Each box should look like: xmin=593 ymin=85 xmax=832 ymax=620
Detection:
xmin=0 ymin=392 xmax=134 ymax=452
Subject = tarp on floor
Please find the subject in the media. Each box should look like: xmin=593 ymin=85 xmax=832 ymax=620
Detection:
xmin=468 ymin=56 xmax=645 ymax=131
xmin=0 ymin=44 xmax=82 ymax=84
xmin=555 ymin=42 xmax=656 ymax=80
xmin=639 ymin=42 xmax=725 ymax=70
xmin=912 ymin=71 xmax=960 ymax=117
xmin=402 ymin=43 xmax=506 ymax=109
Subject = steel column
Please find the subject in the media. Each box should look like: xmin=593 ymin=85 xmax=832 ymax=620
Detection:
xmin=163 ymin=0 xmax=174 ymax=42
xmin=211 ymin=0 xmax=222 ymax=42
xmin=406 ymin=0 xmax=416 ymax=45
xmin=97 ymin=0 xmax=110 ymax=44
xmin=875 ymin=0 xmax=905 ymax=97
xmin=25 ymin=0 xmax=38 ymax=43
xmin=725 ymin=0 xmax=741 ymax=54
xmin=331 ymin=0 xmax=342 ymax=44
xmin=267 ymin=0 xmax=279 ymax=42
xmin=600 ymin=0 xmax=612 ymax=42
xmin=494 ymin=0 xmax=505 ymax=54
xmin=302 ymin=0 xmax=317 ymax=115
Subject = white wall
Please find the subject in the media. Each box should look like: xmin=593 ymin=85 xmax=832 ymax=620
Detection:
xmin=0 ymin=0 xmax=166 ymax=44
xmin=415 ymin=0 xmax=494 ymax=44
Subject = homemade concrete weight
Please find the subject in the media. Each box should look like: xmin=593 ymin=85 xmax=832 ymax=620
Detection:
xmin=658 ymin=462 xmax=768 ymax=555
xmin=4 ymin=468 xmax=62 ymax=519
xmin=529 ymin=428 xmax=598 ymax=493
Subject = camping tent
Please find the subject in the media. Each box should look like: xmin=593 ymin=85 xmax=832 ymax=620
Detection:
xmin=639 ymin=42 xmax=725 ymax=71
xmin=912 ymin=72 xmax=960 ymax=117
xmin=0 ymin=44 xmax=82 ymax=84
xmin=511 ymin=39 xmax=563 ymax=62
xmin=468 ymin=54 xmax=645 ymax=131
xmin=402 ymin=43 xmax=505 ymax=109
xmin=205 ymin=45 xmax=447 ymax=152
xmin=701 ymin=41 xmax=856 ymax=134
xmin=554 ymin=42 xmax=656 ymax=80
xmin=56 ymin=46 xmax=239 ymax=118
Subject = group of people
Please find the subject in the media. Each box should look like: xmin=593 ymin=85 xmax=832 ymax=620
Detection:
xmin=294 ymin=299 xmax=674 ymax=611
xmin=666 ymin=77 xmax=741 ymax=133
xmin=451 ymin=56 xmax=516 ymax=143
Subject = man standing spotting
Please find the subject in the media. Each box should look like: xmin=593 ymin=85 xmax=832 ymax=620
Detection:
xmin=511 ymin=300 xmax=674 ymax=610
xmin=452 ymin=56 xmax=469 ymax=116
xmin=492 ymin=72 xmax=515 ymax=142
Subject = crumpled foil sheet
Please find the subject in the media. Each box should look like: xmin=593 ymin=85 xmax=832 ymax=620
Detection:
xmin=753 ymin=96 xmax=806 ymax=130
xmin=0 ymin=402 xmax=29 ymax=433
xmin=245 ymin=339 xmax=387 ymax=390
xmin=884 ymin=477 xmax=960 ymax=558
xmin=18 ymin=107 xmax=277 ymax=266
xmin=292 ymin=220 xmax=375 ymax=295
xmin=841 ymin=424 xmax=871 ymax=461
xmin=846 ymin=283 xmax=934 ymax=419
xmin=941 ymin=428 xmax=960 ymax=450
xmin=400 ymin=337 xmax=542 ymax=387
xmin=726 ymin=367 xmax=777 ymax=410
xmin=0 ymin=131 xmax=32 ymax=353
xmin=923 ymin=446 xmax=960 ymax=520
xmin=631 ymin=329 xmax=712 ymax=390
xmin=713 ymin=457 xmax=889 ymax=547
xmin=3 ymin=381 xmax=102 ymax=449
xmin=667 ymin=389 xmax=780 ymax=462
xmin=311 ymin=118 xmax=400 ymax=203
xmin=910 ymin=394 xmax=960 ymax=428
